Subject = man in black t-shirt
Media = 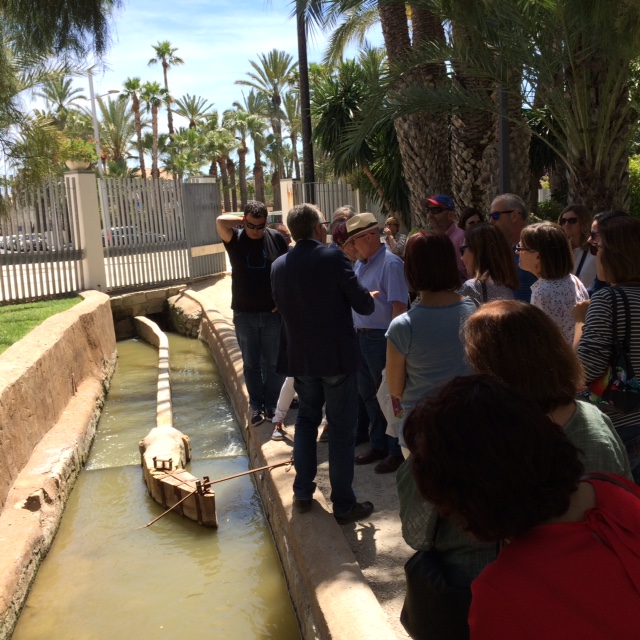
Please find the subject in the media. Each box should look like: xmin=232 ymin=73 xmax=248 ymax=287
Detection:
xmin=217 ymin=201 xmax=288 ymax=427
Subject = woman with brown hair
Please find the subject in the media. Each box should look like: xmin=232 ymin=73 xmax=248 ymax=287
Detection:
xmin=457 ymin=207 xmax=485 ymax=230
xmin=459 ymin=223 xmax=519 ymax=305
xmin=576 ymin=215 xmax=640 ymax=481
xmin=386 ymin=231 xmax=475 ymax=451
xmin=404 ymin=375 xmax=640 ymax=639
xmin=464 ymin=299 xmax=629 ymax=480
xmin=558 ymin=204 xmax=597 ymax=288
xmin=518 ymin=221 xmax=589 ymax=343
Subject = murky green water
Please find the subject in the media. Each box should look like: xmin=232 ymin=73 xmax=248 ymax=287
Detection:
xmin=13 ymin=336 xmax=299 ymax=639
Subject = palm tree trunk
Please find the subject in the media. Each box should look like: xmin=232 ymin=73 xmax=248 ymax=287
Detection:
xmin=226 ymin=157 xmax=238 ymax=211
xmin=132 ymin=94 xmax=147 ymax=180
xmin=218 ymin=159 xmax=231 ymax=212
xmin=290 ymin=133 xmax=301 ymax=181
xmin=152 ymin=105 xmax=159 ymax=179
xmin=363 ymin=165 xmax=397 ymax=216
xmin=271 ymin=168 xmax=281 ymax=211
xmin=254 ymin=149 xmax=265 ymax=203
xmin=208 ymin=160 xmax=218 ymax=179
xmin=297 ymin=5 xmax=314 ymax=185
xmin=163 ymin=61 xmax=175 ymax=138
xmin=238 ymin=146 xmax=248 ymax=207
xmin=378 ymin=2 xmax=450 ymax=229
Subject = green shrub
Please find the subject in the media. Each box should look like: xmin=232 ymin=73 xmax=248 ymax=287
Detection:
xmin=629 ymin=155 xmax=640 ymax=217
xmin=534 ymin=199 xmax=563 ymax=222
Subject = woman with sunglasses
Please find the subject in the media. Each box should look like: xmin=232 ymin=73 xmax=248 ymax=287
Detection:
xmin=557 ymin=205 xmax=597 ymax=289
xmin=576 ymin=214 xmax=640 ymax=482
xmin=517 ymin=222 xmax=589 ymax=343
xmin=459 ymin=223 xmax=519 ymax=305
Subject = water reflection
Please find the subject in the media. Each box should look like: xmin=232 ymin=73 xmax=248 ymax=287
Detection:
xmin=13 ymin=335 xmax=299 ymax=639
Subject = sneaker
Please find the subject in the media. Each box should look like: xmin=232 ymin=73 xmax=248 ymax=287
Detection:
xmin=250 ymin=409 xmax=265 ymax=427
xmin=318 ymin=423 xmax=329 ymax=443
xmin=293 ymin=495 xmax=312 ymax=513
xmin=334 ymin=501 xmax=374 ymax=525
xmin=265 ymin=408 xmax=275 ymax=421
xmin=271 ymin=423 xmax=286 ymax=441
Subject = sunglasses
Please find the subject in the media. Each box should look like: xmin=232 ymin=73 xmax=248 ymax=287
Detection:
xmin=560 ymin=217 xmax=579 ymax=225
xmin=515 ymin=243 xmax=537 ymax=253
xmin=490 ymin=210 xmax=515 ymax=221
xmin=459 ymin=245 xmax=469 ymax=256
xmin=245 ymin=219 xmax=267 ymax=230
xmin=426 ymin=207 xmax=448 ymax=215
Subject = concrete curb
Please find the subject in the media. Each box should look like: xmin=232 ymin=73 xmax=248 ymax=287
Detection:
xmin=188 ymin=287 xmax=397 ymax=640
xmin=0 ymin=291 xmax=117 ymax=639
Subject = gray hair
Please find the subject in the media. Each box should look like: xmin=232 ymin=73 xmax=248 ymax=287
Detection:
xmin=288 ymin=203 xmax=322 ymax=241
xmin=332 ymin=205 xmax=355 ymax=221
xmin=493 ymin=193 xmax=528 ymax=222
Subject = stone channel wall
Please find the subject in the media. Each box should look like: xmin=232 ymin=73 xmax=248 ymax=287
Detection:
xmin=0 ymin=291 xmax=117 ymax=639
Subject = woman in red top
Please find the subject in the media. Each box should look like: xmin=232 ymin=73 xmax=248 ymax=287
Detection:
xmin=404 ymin=375 xmax=640 ymax=640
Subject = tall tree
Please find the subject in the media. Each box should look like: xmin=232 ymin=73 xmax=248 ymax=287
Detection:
xmin=173 ymin=93 xmax=213 ymax=129
xmin=148 ymin=40 xmax=184 ymax=138
xmin=140 ymin=81 xmax=168 ymax=179
xmin=96 ymin=95 xmax=136 ymax=163
xmin=236 ymin=49 xmax=298 ymax=179
xmin=282 ymin=91 xmax=301 ymax=180
xmin=203 ymin=112 xmax=238 ymax=212
xmin=121 ymin=77 xmax=147 ymax=179
xmin=34 ymin=75 xmax=86 ymax=130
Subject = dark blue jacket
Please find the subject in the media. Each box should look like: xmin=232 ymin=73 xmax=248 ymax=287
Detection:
xmin=271 ymin=238 xmax=374 ymax=377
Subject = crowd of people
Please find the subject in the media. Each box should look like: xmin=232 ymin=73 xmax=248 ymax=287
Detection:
xmin=218 ymin=195 xmax=640 ymax=638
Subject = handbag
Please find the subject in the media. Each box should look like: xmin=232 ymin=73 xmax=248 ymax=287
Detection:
xmin=583 ymin=287 xmax=640 ymax=413
xmin=400 ymin=517 xmax=472 ymax=640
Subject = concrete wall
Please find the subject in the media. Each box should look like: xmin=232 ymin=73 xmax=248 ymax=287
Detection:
xmin=0 ymin=291 xmax=117 ymax=638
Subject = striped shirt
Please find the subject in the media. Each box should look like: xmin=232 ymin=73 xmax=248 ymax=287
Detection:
xmin=577 ymin=284 xmax=640 ymax=429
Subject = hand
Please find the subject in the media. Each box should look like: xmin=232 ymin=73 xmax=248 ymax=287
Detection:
xmin=572 ymin=300 xmax=590 ymax=323
xmin=383 ymin=226 xmax=392 ymax=237
xmin=370 ymin=290 xmax=380 ymax=298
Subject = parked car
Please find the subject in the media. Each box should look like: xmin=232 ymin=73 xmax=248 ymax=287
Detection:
xmin=102 ymin=226 xmax=142 ymax=247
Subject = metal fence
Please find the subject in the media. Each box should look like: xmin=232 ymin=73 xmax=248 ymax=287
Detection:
xmin=292 ymin=181 xmax=360 ymax=216
xmin=98 ymin=178 xmax=190 ymax=292
xmin=0 ymin=178 xmax=83 ymax=303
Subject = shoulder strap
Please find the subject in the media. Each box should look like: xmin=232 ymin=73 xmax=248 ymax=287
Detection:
xmin=609 ymin=286 xmax=619 ymax=344
xmin=575 ymin=249 xmax=588 ymax=277
xmin=481 ymin=279 xmax=488 ymax=303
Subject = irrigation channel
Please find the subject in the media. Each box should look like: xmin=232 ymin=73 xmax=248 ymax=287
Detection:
xmin=12 ymin=334 xmax=299 ymax=639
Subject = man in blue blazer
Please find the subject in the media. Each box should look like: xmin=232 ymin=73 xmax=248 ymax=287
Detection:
xmin=271 ymin=203 xmax=376 ymax=524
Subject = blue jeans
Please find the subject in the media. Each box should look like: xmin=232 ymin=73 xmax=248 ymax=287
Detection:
xmin=233 ymin=311 xmax=284 ymax=412
xmin=357 ymin=330 xmax=401 ymax=456
xmin=293 ymin=374 xmax=358 ymax=516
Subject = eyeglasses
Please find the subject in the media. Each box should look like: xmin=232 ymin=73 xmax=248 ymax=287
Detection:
xmin=515 ymin=243 xmax=537 ymax=253
xmin=459 ymin=245 xmax=469 ymax=256
xmin=490 ymin=210 xmax=515 ymax=221
xmin=589 ymin=231 xmax=601 ymax=240
xmin=319 ymin=221 xmax=331 ymax=227
xmin=560 ymin=217 xmax=579 ymax=225
xmin=245 ymin=219 xmax=267 ymax=230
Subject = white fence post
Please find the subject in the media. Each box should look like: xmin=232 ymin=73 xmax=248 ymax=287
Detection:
xmin=280 ymin=178 xmax=295 ymax=214
xmin=65 ymin=170 xmax=107 ymax=292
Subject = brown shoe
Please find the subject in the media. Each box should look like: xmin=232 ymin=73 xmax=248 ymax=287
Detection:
xmin=374 ymin=455 xmax=404 ymax=474
xmin=355 ymin=449 xmax=386 ymax=465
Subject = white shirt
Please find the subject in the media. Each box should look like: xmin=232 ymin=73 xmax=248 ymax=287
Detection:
xmin=573 ymin=247 xmax=597 ymax=290
xmin=531 ymin=274 xmax=589 ymax=343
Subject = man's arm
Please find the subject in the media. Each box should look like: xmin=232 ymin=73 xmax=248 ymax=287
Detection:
xmin=216 ymin=214 xmax=243 ymax=243
xmin=392 ymin=301 xmax=407 ymax=319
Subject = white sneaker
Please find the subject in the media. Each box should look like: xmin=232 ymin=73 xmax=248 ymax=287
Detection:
xmin=271 ymin=423 xmax=286 ymax=441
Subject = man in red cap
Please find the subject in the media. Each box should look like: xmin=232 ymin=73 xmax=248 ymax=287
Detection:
xmin=422 ymin=194 xmax=467 ymax=279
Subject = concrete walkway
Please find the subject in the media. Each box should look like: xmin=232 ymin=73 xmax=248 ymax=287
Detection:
xmin=187 ymin=274 xmax=412 ymax=639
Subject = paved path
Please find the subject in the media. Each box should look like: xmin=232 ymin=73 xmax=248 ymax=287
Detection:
xmin=188 ymin=274 xmax=412 ymax=639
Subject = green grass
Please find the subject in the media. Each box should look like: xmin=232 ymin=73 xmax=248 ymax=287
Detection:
xmin=0 ymin=297 xmax=82 ymax=355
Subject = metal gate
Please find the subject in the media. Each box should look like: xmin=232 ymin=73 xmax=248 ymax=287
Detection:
xmin=182 ymin=182 xmax=226 ymax=279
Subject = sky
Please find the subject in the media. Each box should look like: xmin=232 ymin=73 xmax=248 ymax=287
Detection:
xmin=67 ymin=0 xmax=382 ymax=131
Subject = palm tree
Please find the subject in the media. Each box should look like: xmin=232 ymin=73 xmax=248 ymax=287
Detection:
xmin=140 ymin=81 xmax=168 ymax=179
xmin=96 ymin=96 xmax=137 ymax=164
xmin=234 ymin=90 xmax=271 ymax=203
xmin=169 ymin=127 xmax=207 ymax=180
xmin=173 ymin=94 xmax=213 ymax=129
xmin=203 ymin=112 xmax=238 ymax=212
xmin=34 ymin=75 xmax=86 ymax=130
xmin=236 ymin=49 xmax=298 ymax=178
xmin=121 ymin=77 xmax=147 ymax=179
xmin=282 ymin=91 xmax=301 ymax=180
xmin=148 ymin=40 xmax=184 ymax=138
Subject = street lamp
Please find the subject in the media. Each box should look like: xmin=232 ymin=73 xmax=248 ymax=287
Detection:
xmin=87 ymin=68 xmax=119 ymax=176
